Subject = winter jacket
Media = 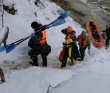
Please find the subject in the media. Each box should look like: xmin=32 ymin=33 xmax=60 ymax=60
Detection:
xmin=61 ymin=29 xmax=76 ymax=41
xmin=32 ymin=23 xmax=47 ymax=45
xmin=65 ymin=32 xmax=77 ymax=47
xmin=103 ymin=27 xmax=110 ymax=38
xmin=65 ymin=31 xmax=76 ymax=40
xmin=34 ymin=30 xmax=46 ymax=45
xmin=28 ymin=24 xmax=48 ymax=56
xmin=77 ymin=35 xmax=91 ymax=49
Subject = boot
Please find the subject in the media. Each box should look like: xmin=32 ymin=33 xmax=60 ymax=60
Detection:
xmin=43 ymin=60 xmax=47 ymax=67
xmin=57 ymin=67 xmax=65 ymax=70
xmin=31 ymin=57 xmax=38 ymax=66
xmin=41 ymin=54 xmax=47 ymax=67
xmin=69 ymin=59 xmax=76 ymax=65
xmin=78 ymin=58 xmax=83 ymax=61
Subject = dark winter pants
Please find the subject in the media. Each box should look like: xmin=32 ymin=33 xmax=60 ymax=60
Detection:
xmin=41 ymin=53 xmax=47 ymax=66
xmin=61 ymin=48 xmax=69 ymax=67
xmin=72 ymin=45 xmax=79 ymax=60
xmin=79 ymin=46 xmax=87 ymax=60
xmin=105 ymin=36 xmax=110 ymax=47
xmin=61 ymin=46 xmax=79 ymax=67
xmin=28 ymin=38 xmax=47 ymax=66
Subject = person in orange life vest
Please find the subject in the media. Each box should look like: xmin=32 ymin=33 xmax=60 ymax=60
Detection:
xmin=58 ymin=26 xmax=79 ymax=69
xmin=76 ymin=31 xmax=91 ymax=61
xmin=28 ymin=21 xmax=48 ymax=67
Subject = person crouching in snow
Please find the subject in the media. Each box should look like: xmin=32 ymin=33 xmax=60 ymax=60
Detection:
xmin=58 ymin=26 xmax=79 ymax=69
xmin=77 ymin=31 xmax=91 ymax=61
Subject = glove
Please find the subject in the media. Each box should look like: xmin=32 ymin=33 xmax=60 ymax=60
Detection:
xmin=99 ymin=31 xmax=104 ymax=35
xmin=62 ymin=41 xmax=66 ymax=45
xmin=88 ymin=49 xmax=90 ymax=54
xmin=31 ymin=33 xmax=35 ymax=37
xmin=69 ymin=42 xmax=76 ymax=45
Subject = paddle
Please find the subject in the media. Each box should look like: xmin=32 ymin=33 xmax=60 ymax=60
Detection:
xmin=5 ymin=11 xmax=71 ymax=53
xmin=6 ymin=36 xmax=30 ymax=53
xmin=0 ymin=44 xmax=10 ymax=52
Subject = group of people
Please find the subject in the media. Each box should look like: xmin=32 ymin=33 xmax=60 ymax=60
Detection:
xmin=58 ymin=26 xmax=91 ymax=69
xmin=28 ymin=21 xmax=91 ymax=69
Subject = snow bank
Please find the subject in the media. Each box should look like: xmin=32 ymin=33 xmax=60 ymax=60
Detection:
xmin=0 ymin=67 xmax=76 ymax=93
xmin=50 ymin=72 xmax=110 ymax=93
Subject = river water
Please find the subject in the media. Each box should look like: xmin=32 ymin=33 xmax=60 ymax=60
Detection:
xmin=67 ymin=0 xmax=110 ymax=30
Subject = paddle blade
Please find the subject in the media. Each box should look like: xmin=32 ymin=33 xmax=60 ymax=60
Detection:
xmin=49 ymin=19 xmax=66 ymax=28
xmin=48 ymin=11 xmax=70 ymax=28
xmin=57 ymin=11 xmax=71 ymax=20
xmin=6 ymin=44 xmax=18 ymax=53
xmin=0 ymin=44 xmax=10 ymax=52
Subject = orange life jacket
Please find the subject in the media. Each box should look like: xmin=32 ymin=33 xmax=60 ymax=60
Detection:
xmin=65 ymin=32 xmax=76 ymax=39
xmin=36 ymin=30 xmax=46 ymax=45
xmin=79 ymin=35 xmax=88 ymax=46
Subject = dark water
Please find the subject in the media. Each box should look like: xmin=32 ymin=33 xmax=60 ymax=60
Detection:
xmin=67 ymin=0 xmax=110 ymax=30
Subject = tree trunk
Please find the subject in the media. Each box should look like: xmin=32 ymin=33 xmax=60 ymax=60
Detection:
xmin=0 ymin=0 xmax=4 ymax=27
xmin=0 ymin=68 xmax=6 ymax=82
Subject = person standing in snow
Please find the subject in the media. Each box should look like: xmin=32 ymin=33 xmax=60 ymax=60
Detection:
xmin=58 ymin=26 xmax=79 ymax=69
xmin=76 ymin=31 xmax=91 ymax=61
xmin=28 ymin=21 xmax=49 ymax=67
xmin=101 ymin=25 xmax=110 ymax=48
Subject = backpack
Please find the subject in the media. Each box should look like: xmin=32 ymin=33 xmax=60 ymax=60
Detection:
xmin=45 ymin=44 xmax=51 ymax=56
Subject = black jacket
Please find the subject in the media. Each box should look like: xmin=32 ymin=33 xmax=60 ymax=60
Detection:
xmin=103 ymin=27 xmax=110 ymax=37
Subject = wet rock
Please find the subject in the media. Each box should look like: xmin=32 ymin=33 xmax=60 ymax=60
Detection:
xmin=72 ymin=9 xmax=85 ymax=17
xmin=3 ymin=4 xmax=17 ymax=15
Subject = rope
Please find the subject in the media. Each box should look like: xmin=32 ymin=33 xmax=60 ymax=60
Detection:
xmin=0 ymin=47 xmax=62 ymax=66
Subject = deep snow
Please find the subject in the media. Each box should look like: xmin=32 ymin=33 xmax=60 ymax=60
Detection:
xmin=0 ymin=0 xmax=110 ymax=93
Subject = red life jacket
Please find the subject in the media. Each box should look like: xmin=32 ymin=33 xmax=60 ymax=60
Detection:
xmin=65 ymin=32 xmax=76 ymax=39
xmin=79 ymin=35 xmax=88 ymax=46
xmin=36 ymin=30 xmax=46 ymax=45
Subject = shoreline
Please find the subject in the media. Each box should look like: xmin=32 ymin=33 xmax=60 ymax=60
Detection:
xmin=51 ymin=0 xmax=110 ymax=30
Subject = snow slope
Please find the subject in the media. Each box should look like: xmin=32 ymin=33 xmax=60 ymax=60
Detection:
xmin=0 ymin=0 xmax=110 ymax=93
xmin=0 ymin=0 xmax=83 ymax=71
xmin=50 ymin=72 xmax=110 ymax=93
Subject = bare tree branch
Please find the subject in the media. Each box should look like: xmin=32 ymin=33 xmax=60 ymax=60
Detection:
xmin=0 ymin=68 xmax=6 ymax=83
xmin=0 ymin=0 xmax=4 ymax=27
xmin=1 ymin=0 xmax=4 ymax=27
xmin=46 ymin=84 xmax=51 ymax=93
xmin=0 ymin=0 xmax=2 ymax=12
